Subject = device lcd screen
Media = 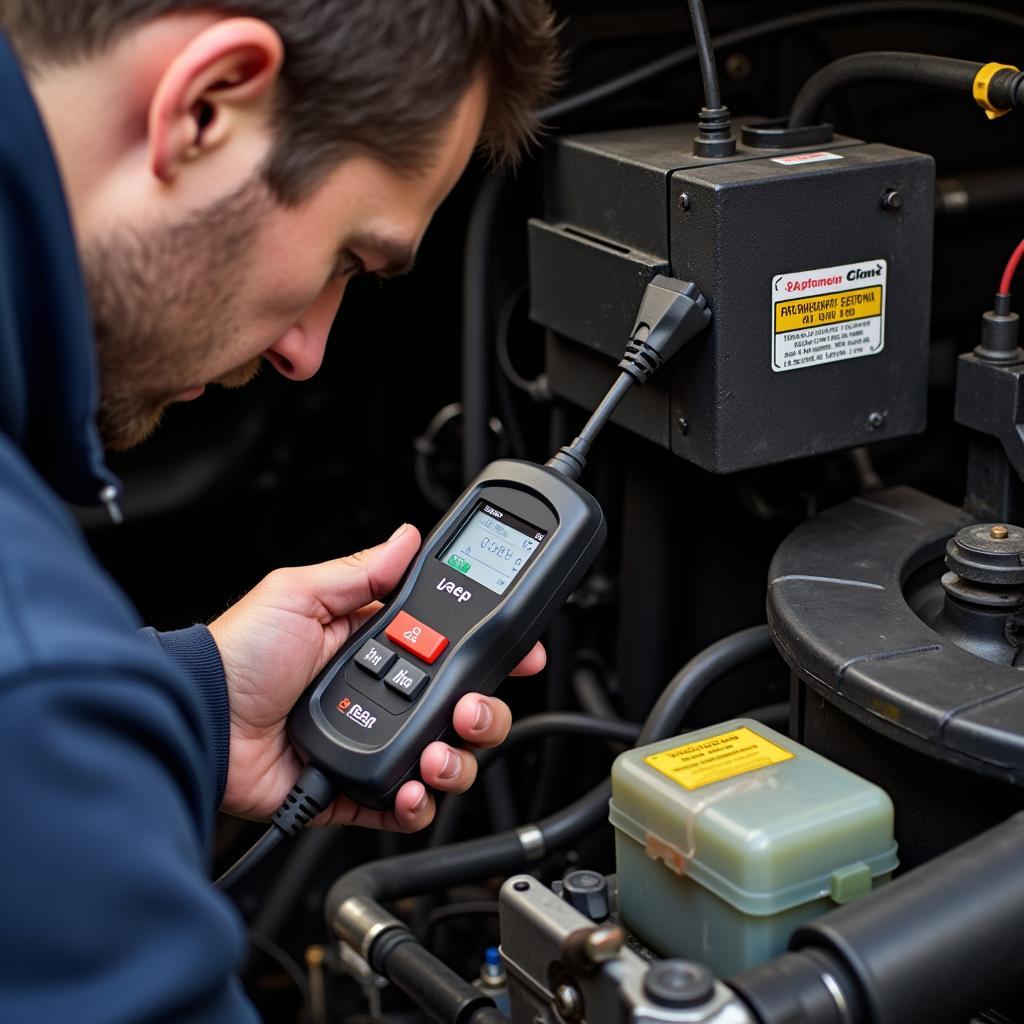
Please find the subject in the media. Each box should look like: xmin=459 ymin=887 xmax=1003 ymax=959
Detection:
xmin=438 ymin=503 xmax=546 ymax=595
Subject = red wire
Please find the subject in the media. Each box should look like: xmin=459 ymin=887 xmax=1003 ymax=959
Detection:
xmin=999 ymin=238 xmax=1024 ymax=296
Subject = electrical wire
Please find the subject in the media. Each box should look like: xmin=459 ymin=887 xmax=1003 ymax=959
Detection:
xmin=686 ymin=0 xmax=722 ymax=111
xmin=245 ymin=930 xmax=311 ymax=1014
xmin=999 ymin=238 xmax=1024 ymax=297
xmin=216 ymin=825 xmax=285 ymax=889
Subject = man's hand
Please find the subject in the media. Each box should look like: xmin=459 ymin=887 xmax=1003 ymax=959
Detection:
xmin=207 ymin=524 xmax=545 ymax=832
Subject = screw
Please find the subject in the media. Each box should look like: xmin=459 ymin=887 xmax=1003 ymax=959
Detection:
xmin=724 ymin=52 xmax=753 ymax=81
xmin=992 ymin=525 xmax=1010 ymax=540
xmin=880 ymin=188 xmax=902 ymax=211
xmin=583 ymin=924 xmax=624 ymax=965
xmin=867 ymin=411 xmax=886 ymax=430
xmin=554 ymin=983 xmax=583 ymax=1021
xmin=678 ymin=192 xmax=691 ymax=211
xmin=513 ymin=880 xmax=530 ymax=892
xmin=678 ymin=417 xmax=690 ymax=436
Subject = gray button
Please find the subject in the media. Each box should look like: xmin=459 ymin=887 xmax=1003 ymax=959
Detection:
xmin=384 ymin=659 xmax=429 ymax=700
xmin=355 ymin=640 xmax=396 ymax=678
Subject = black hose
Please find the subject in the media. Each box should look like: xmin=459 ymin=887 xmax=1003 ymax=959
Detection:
xmin=638 ymin=625 xmax=775 ymax=745
xmin=216 ymin=824 xmax=284 ymax=890
xmin=730 ymin=811 xmax=1024 ymax=1024
xmin=788 ymin=51 xmax=982 ymax=128
xmin=462 ymin=173 xmax=505 ymax=484
xmin=430 ymin=713 xmax=641 ymax=849
xmin=539 ymin=2 xmax=1024 ymax=123
xmin=572 ymin=662 xmax=620 ymax=721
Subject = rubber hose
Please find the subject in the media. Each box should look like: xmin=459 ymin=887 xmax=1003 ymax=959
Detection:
xmin=788 ymin=51 xmax=981 ymax=128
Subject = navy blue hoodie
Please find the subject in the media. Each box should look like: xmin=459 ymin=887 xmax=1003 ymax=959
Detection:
xmin=0 ymin=35 xmax=258 ymax=1023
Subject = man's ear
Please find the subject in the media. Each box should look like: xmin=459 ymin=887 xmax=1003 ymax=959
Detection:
xmin=148 ymin=17 xmax=284 ymax=183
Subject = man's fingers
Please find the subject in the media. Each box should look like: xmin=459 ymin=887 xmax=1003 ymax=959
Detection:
xmin=274 ymin=524 xmax=422 ymax=622
xmin=452 ymin=695 xmax=512 ymax=749
xmin=509 ymin=641 xmax=546 ymax=677
xmin=318 ymin=782 xmax=435 ymax=832
xmin=420 ymin=742 xmax=479 ymax=794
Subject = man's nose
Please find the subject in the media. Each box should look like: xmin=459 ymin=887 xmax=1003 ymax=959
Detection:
xmin=265 ymin=281 xmax=345 ymax=381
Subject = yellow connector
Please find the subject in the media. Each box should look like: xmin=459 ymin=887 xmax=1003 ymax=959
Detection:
xmin=973 ymin=61 xmax=1020 ymax=120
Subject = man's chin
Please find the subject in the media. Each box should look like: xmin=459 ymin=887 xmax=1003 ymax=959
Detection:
xmin=98 ymin=401 xmax=168 ymax=452
xmin=212 ymin=358 xmax=262 ymax=390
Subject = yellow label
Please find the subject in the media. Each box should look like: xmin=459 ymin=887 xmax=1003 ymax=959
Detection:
xmin=774 ymin=285 xmax=882 ymax=334
xmin=644 ymin=727 xmax=794 ymax=790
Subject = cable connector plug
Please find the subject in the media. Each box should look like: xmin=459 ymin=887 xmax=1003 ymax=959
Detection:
xmin=619 ymin=276 xmax=711 ymax=384
xmin=272 ymin=764 xmax=335 ymax=836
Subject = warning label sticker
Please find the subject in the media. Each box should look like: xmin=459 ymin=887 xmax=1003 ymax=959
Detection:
xmin=644 ymin=727 xmax=794 ymax=791
xmin=771 ymin=259 xmax=887 ymax=373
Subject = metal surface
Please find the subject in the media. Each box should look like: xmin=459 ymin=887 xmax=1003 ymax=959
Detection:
xmin=531 ymin=121 xmax=933 ymax=473
xmin=332 ymin=895 xmax=406 ymax=962
xmin=499 ymin=875 xmax=754 ymax=1024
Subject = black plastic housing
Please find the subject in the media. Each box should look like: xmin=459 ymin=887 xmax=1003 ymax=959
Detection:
xmin=530 ymin=120 xmax=934 ymax=473
xmin=288 ymin=459 xmax=606 ymax=809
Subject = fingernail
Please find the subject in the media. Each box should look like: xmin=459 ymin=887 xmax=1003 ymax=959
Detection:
xmin=389 ymin=523 xmax=408 ymax=541
xmin=473 ymin=700 xmax=493 ymax=731
xmin=412 ymin=787 xmax=429 ymax=814
xmin=439 ymin=749 xmax=460 ymax=780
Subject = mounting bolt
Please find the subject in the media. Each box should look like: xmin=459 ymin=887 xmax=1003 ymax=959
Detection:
xmin=554 ymin=983 xmax=584 ymax=1021
xmin=678 ymin=417 xmax=690 ymax=436
xmin=992 ymin=525 xmax=1010 ymax=540
xmin=867 ymin=411 xmax=886 ymax=430
xmin=678 ymin=192 xmax=691 ymax=211
xmin=880 ymin=188 xmax=902 ymax=211
xmin=583 ymin=924 xmax=624 ymax=965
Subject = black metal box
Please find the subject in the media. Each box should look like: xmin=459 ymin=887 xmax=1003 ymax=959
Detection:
xmin=530 ymin=123 xmax=935 ymax=473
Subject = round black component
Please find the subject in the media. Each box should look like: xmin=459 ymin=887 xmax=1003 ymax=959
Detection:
xmin=945 ymin=522 xmax=1024 ymax=585
xmin=560 ymin=869 xmax=610 ymax=921
xmin=643 ymin=960 xmax=715 ymax=1008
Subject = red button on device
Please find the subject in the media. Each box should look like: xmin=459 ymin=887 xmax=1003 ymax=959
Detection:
xmin=384 ymin=611 xmax=449 ymax=664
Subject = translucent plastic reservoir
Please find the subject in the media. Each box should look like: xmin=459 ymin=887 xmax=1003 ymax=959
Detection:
xmin=610 ymin=718 xmax=897 ymax=976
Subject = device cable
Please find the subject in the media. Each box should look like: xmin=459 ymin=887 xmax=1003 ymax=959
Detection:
xmin=216 ymin=764 xmax=334 ymax=890
xmin=547 ymin=276 xmax=711 ymax=481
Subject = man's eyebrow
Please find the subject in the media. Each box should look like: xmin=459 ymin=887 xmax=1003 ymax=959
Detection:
xmin=346 ymin=234 xmax=418 ymax=279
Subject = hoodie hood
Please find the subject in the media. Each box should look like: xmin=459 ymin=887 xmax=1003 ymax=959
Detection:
xmin=0 ymin=34 xmax=118 ymax=507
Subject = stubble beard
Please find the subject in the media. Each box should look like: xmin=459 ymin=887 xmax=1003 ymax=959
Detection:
xmin=83 ymin=178 xmax=270 ymax=451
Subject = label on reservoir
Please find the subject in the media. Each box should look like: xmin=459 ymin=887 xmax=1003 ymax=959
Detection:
xmin=644 ymin=727 xmax=794 ymax=790
xmin=771 ymin=259 xmax=886 ymax=373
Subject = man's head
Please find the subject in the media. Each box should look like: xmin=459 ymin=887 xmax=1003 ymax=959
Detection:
xmin=1 ymin=1 xmax=559 ymax=448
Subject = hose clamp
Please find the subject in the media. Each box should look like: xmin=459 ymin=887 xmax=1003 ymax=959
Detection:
xmin=332 ymin=895 xmax=407 ymax=962
xmin=973 ymin=62 xmax=1020 ymax=120
xmin=516 ymin=824 xmax=546 ymax=862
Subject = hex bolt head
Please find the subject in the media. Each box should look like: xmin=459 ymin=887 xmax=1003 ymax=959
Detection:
xmin=992 ymin=525 xmax=1010 ymax=540
xmin=678 ymin=192 xmax=691 ymax=211
xmin=560 ymin=870 xmax=611 ymax=921
xmin=643 ymin=960 xmax=715 ymax=1009
xmin=880 ymin=188 xmax=903 ymax=211
xmin=554 ymin=983 xmax=584 ymax=1021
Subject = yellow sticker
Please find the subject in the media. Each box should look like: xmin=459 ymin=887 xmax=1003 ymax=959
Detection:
xmin=644 ymin=727 xmax=794 ymax=791
xmin=774 ymin=285 xmax=882 ymax=334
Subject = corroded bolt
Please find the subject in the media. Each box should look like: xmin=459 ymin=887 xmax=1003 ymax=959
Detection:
xmin=992 ymin=525 xmax=1010 ymax=540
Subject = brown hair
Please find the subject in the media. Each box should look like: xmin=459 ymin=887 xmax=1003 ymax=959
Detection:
xmin=0 ymin=0 xmax=560 ymax=201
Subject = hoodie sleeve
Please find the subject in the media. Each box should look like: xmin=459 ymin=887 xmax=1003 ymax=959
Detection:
xmin=0 ymin=444 xmax=258 ymax=1024
xmin=141 ymin=624 xmax=231 ymax=807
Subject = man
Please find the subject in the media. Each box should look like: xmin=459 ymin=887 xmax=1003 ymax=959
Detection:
xmin=0 ymin=1 xmax=558 ymax=1020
